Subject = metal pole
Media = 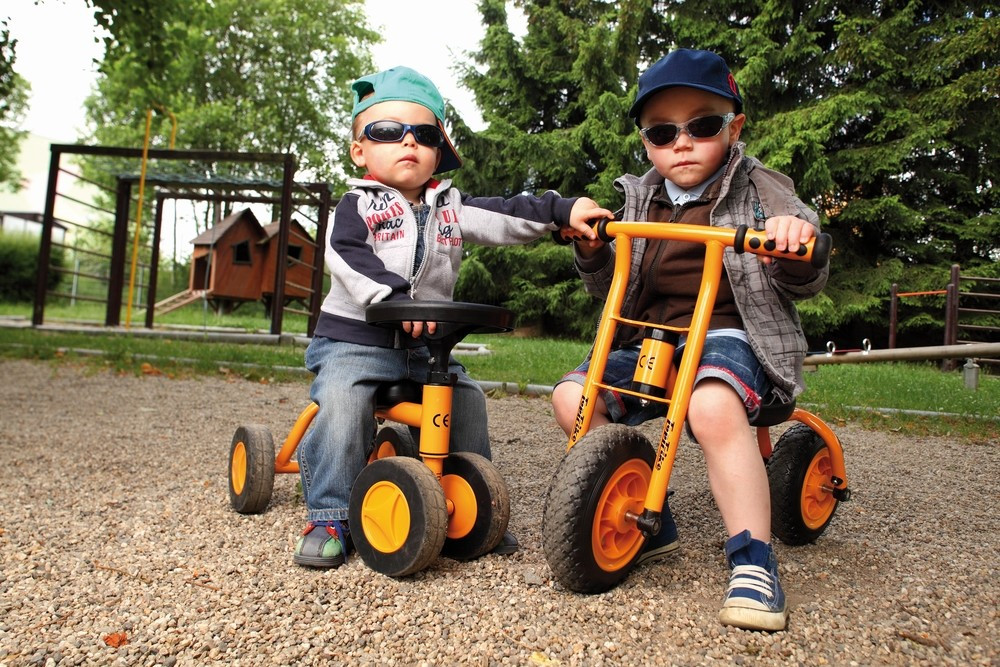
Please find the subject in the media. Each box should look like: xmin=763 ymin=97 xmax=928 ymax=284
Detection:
xmin=804 ymin=342 xmax=1000 ymax=366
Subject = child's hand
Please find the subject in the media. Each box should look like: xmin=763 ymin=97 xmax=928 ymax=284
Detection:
xmin=760 ymin=216 xmax=816 ymax=265
xmin=402 ymin=321 xmax=437 ymax=338
xmin=566 ymin=197 xmax=613 ymax=257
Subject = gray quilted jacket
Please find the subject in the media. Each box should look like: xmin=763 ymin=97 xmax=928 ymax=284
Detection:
xmin=576 ymin=142 xmax=828 ymax=400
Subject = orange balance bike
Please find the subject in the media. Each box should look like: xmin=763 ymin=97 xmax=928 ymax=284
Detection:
xmin=228 ymin=301 xmax=515 ymax=577
xmin=542 ymin=221 xmax=851 ymax=593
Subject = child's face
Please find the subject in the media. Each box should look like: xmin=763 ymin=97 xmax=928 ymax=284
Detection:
xmin=638 ymin=86 xmax=745 ymax=190
xmin=350 ymin=100 xmax=443 ymax=202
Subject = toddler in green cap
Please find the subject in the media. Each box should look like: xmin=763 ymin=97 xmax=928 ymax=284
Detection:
xmin=292 ymin=65 xmax=611 ymax=570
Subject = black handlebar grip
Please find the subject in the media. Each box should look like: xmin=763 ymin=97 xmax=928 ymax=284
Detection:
xmin=596 ymin=218 xmax=614 ymax=243
xmin=735 ymin=225 xmax=832 ymax=268
xmin=552 ymin=218 xmax=609 ymax=246
xmin=551 ymin=230 xmax=572 ymax=245
xmin=811 ymin=233 xmax=832 ymax=269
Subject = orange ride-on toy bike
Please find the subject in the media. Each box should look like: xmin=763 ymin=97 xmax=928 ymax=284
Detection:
xmin=542 ymin=220 xmax=851 ymax=593
xmin=227 ymin=301 xmax=515 ymax=577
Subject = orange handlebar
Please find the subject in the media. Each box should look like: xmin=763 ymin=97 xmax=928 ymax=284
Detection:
xmin=590 ymin=220 xmax=832 ymax=269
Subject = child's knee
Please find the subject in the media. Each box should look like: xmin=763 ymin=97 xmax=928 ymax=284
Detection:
xmin=687 ymin=381 xmax=745 ymax=436
xmin=552 ymin=381 xmax=579 ymax=409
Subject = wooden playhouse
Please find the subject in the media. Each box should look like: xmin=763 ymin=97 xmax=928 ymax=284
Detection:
xmin=156 ymin=207 xmax=316 ymax=314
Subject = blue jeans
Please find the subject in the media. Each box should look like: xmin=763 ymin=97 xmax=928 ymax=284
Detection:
xmin=556 ymin=334 xmax=772 ymax=426
xmin=298 ymin=336 xmax=490 ymax=521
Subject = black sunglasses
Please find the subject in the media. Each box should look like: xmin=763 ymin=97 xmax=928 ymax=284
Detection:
xmin=359 ymin=120 xmax=445 ymax=147
xmin=640 ymin=113 xmax=736 ymax=147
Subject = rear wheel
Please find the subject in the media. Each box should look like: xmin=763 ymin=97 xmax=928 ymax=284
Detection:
xmin=542 ymin=425 xmax=655 ymax=593
xmin=349 ymin=457 xmax=448 ymax=576
xmin=368 ymin=424 xmax=419 ymax=462
xmin=440 ymin=452 xmax=510 ymax=560
xmin=768 ymin=423 xmax=839 ymax=545
xmin=228 ymin=425 xmax=275 ymax=514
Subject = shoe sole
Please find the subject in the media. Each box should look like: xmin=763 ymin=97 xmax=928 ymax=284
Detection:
xmin=634 ymin=539 xmax=680 ymax=567
xmin=718 ymin=604 xmax=788 ymax=632
xmin=491 ymin=543 xmax=519 ymax=556
xmin=293 ymin=553 xmax=345 ymax=569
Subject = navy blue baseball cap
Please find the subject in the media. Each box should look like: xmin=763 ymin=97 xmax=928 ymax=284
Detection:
xmin=628 ymin=49 xmax=743 ymax=126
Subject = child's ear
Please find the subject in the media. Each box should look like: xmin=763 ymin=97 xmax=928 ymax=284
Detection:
xmin=350 ymin=140 xmax=366 ymax=168
xmin=729 ymin=113 xmax=746 ymax=143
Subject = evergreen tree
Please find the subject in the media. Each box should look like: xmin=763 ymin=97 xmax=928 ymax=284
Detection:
xmin=456 ymin=0 xmax=999 ymax=344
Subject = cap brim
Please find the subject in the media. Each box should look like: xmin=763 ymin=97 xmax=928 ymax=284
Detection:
xmin=629 ymin=83 xmax=743 ymax=123
xmin=433 ymin=120 xmax=462 ymax=174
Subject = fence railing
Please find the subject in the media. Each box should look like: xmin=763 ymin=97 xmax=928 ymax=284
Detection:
xmin=888 ymin=264 xmax=999 ymax=370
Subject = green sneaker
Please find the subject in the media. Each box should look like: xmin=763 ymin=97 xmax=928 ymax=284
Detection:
xmin=293 ymin=520 xmax=351 ymax=568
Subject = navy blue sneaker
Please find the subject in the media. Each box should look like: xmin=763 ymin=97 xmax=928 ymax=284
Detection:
xmin=634 ymin=499 xmax=679 ymax=566
xmin=293 ymin=520 xmax=351 ymax=569
xmin=719 ymin=530 xmax=788 ymax=631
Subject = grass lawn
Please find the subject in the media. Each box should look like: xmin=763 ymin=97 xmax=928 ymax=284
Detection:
xmin=0 ymin=323 xmax=996 ymax=440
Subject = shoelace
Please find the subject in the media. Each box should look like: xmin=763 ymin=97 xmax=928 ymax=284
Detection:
xmin=726 ymin=564 xmax=775 ymax=599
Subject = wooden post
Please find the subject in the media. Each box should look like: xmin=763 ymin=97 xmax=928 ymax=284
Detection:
xmin=269 ymin=153 xmax=296 ymax=335
xmin=145 ymin=194 xmax=166 ymax=329
xmin=308 ymin=186 xmax=332 ymax=338
xmin=106 ymin=178 xmax=133 ymax=327
xmin=888 ymin=283 xmax=898 ymax=349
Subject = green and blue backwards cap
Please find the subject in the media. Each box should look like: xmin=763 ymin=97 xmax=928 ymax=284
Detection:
xmin=351 ymin=66 xmax=462 ymax=174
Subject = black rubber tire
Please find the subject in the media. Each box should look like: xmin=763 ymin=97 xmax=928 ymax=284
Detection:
xmin=767 ymin=423 xmax=839 ymax=545
xmin=369 ymin=423 xmax=419 ymax=462
xmin=440 ymin=452 xmax=510 ymax=561
xmin=228 ymin=424 xmax=275 ymax=515
xmin=348 ymin=457 xmax=448 ymax=577
xmin=542 ymin=424 xmax=655 ymax=593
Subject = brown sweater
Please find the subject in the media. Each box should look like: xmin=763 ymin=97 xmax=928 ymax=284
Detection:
xmin=626 ymin=179 xmax=742 ymax=344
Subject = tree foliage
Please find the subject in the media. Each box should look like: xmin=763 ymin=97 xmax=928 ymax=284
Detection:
xmin=83 ymin=0 xmax=378 ymax=185
xmin=454 ymin=0 xmax=999 ymax=345
xmin=0 ymin=18 xmax=28 ymax=193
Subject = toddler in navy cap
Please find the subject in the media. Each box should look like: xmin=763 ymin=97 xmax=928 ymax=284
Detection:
xmin=552 ymin=49 xmax=829 ymax=631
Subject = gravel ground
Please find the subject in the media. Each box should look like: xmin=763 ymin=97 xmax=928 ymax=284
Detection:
xmin=0 ymin=358 xmax=997 ymax=666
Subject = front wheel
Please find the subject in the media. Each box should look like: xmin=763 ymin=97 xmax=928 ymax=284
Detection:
xmin=440 ymin=452 xmax=510 ymax=560
xmin=228 ymin=425 xmax=275 ymax=514
xmin=768 ymin=423 xmax=839 ymax=545
xmin=348 ymin=457 xmax=448 ymax=577
xmin=542 ymin=424 xmax=655 ymax=593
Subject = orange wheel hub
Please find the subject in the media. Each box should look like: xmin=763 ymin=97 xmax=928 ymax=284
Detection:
xmin=591 ymin=459 xmax=649 ymax=571
xmin=231 ymin=442 xmax=247 ymax=494
xmin=801 ymin=447 xmax=837 ymax=530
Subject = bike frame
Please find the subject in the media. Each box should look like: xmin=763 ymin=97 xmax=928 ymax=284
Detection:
xmin=567 ymin=220 xmax=848 ymax=535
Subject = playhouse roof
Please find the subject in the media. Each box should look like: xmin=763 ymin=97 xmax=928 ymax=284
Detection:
xmin=259 ymin=219 xmax=314 ymax=245
xmin=190 ymin=208 xmax=262 ymax=245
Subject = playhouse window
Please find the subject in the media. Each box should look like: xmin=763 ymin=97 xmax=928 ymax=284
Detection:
xmin=287 ymin=244 xmax=303 ymax=266
xmin=232 ymin=240 xmax=251 ymax=265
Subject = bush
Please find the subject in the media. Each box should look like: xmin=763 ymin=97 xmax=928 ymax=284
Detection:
xmin=0 ymin=232 xmax=63 ymax=302
xmin=455 ymin=241 xmax=602 ymax=339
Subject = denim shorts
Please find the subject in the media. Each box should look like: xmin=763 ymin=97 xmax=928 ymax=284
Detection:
xmin=556 ymin=334 xmax=772 ymax=426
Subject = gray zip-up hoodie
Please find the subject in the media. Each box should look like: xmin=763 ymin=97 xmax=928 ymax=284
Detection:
xmin=314 ymin=176 xmax=578 ymax=348
xmin=576 ymin=143 xmax=828 ymax=400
